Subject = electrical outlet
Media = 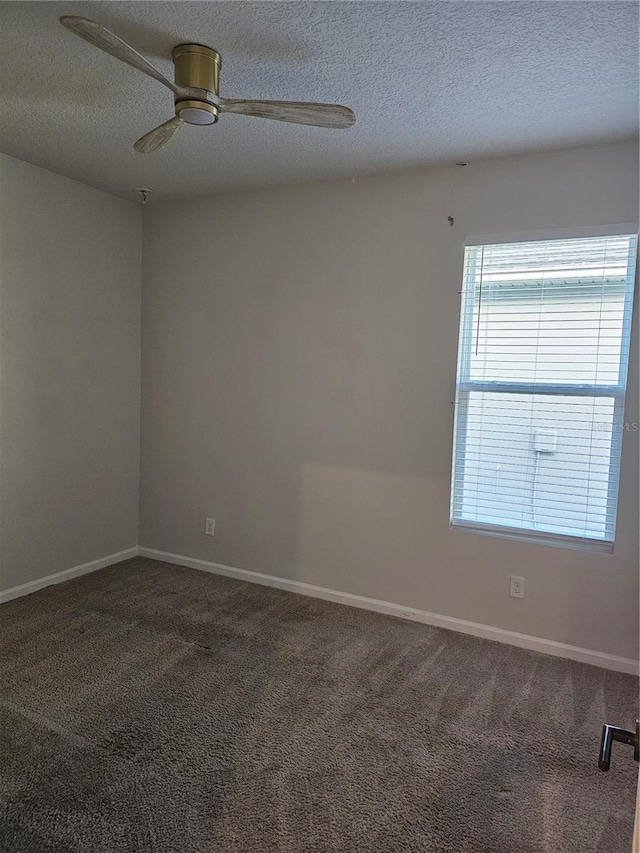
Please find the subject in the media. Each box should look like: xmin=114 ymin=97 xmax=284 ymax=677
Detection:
xmin=532 ymin=429 xmax=558 ymax=454
xmin=510 ymin=575 xmax=525 ymax=599
xmin=205 ymin=518 xmax=215 ymax=536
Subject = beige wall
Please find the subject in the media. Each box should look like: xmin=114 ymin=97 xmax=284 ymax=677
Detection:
xmin=2 ymin=143 xmax=635 ymax=657
xmin=0 ymin=154 xmax=141 ymax=591
xmin=140 ymin=140 xmax=639 ymax=660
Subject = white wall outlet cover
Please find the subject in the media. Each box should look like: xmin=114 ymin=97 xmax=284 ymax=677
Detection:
xmin=205 ymin=518 xmax=215 ymax=536
xmin=532 ymin=429 xmax=558 ymax=453
xmin=510 ymin=575 xmax=525 ymax=599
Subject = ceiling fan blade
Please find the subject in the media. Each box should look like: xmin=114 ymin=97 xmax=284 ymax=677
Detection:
xmin=60 ymin=16 xmax=181 ymax=96
xmin=218 ymin=99 xmax=355 ymax=129
xmin=134 ymin=117 xmax=184 ymax=153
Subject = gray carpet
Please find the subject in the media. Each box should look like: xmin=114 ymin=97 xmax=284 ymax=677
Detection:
xmin=0 ymin=557 xmax=637 ymax=852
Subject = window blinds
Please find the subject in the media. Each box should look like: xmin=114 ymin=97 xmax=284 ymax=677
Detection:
xmin=450 ymin=233 xmax=637 ymax=552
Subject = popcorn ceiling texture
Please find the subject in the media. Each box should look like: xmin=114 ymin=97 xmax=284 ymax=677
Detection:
xmin=0 ymin=1 xmax=637 ymax=201
xmin=0 ymin=557 xmax=637 ymax=851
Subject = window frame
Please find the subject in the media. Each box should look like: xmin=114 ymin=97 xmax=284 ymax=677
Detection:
xmin=450 ymin=224 xmax=638 ymax=553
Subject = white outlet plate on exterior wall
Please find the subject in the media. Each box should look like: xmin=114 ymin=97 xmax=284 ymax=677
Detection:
xmin=205 ymin=518 xmax=215 ymax=536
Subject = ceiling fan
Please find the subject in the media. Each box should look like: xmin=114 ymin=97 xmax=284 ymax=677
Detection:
xmin=59 ymin=16 xmax=356 ymax=154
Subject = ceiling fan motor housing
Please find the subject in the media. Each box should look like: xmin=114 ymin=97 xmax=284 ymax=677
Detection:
xmin=172 ymin=44 xmax=221 ymax=125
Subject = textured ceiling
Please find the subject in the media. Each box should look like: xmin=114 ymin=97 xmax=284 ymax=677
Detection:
xmin=1 ymin=1 xmax=638 ymax=202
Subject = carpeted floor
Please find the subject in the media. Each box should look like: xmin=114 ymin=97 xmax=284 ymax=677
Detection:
xmin=0 ymin=557 xmax=637 ymax=852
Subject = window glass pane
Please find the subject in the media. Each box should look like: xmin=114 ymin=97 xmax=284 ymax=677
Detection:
xmin=470 ymin=288 xmax=627 ymax=386
xmin=464 ymin=237 xmax=631 ymax=387
xmin=453 ymin=392 xmax=618 ymax=541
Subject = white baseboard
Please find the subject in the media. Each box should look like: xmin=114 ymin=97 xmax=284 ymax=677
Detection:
xmin=6 ymin=545 xmax=634 ymax=676
xmin=0 ymin=547 xmax=139 ymax=604
xmin=139 ymin=547 xmax=640 ymax=676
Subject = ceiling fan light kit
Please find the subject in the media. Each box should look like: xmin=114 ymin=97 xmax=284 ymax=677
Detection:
xmin=58 ymin=16 xmax=355 ymax=154
xmin=172 ymin=44 xmax=220 ymax=125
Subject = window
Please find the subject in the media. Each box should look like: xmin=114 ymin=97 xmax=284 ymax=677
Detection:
xmin=450 ymin=230 xmax=637 ymax=552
